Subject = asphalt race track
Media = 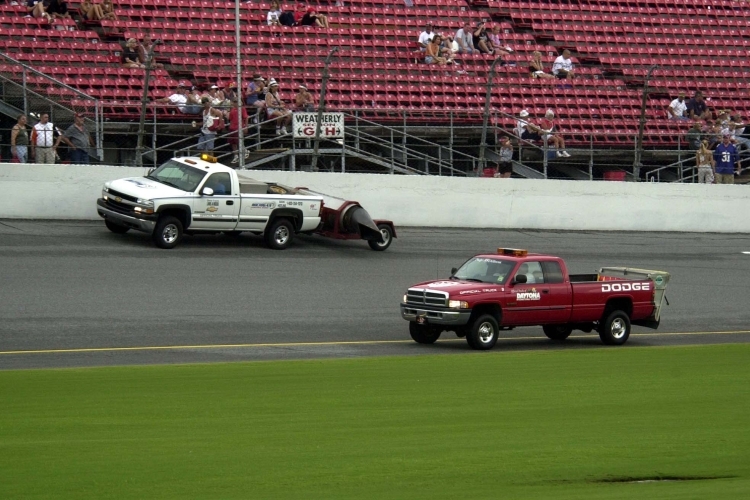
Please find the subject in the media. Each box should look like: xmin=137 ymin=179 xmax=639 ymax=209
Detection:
xmin=1 ymin=220 xmax=749 ymax=370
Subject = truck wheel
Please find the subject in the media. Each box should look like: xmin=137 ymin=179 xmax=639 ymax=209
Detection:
xmin=368 ymin=223 xmax=393 ymax=251
xmin=152 ymin=216 xmax=183 ymax=249
xmin=543 ymin=324 xmax=572 ymax=341
xmin=105 ymin=220 xmax=130 ymax=234
xmin=599 ymin=310 xmax=631 ymax=345
xmin=265 ymin=218 xmax=294 ymax=250
xmin=466 ymin=314 xmax=499 ymax=350
xmin=409 ymin=322 xmax=441 ymax=344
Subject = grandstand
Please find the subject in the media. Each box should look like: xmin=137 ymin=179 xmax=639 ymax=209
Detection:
xmin=0 ymin=0 xmax=748 ymax=180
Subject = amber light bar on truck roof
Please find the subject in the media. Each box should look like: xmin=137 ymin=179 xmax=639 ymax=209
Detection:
xmin=497 ymin=248 xmax=528 ymax=257
xmin=200 ymin=153 xmax=218 ymax=163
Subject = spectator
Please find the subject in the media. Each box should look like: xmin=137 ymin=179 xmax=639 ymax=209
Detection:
xmin=667 ymin=92 xmax=688 ymax=120
xmin=685 ymin=121 xmax=702 ymax=151
xmin=473 ymin=22 xmax=493 ymax=55
xmin=418 ymin=22 xmax=434 ymax=51
xmin=136 ymin=35 xmax=163 ymax=69
xmin=205 ymin=84 xmax=227 ymax=107
xmin=515 ymin=109 xmax=542 ymax=143
xmin=223 ymin=82 xmax=239 ymax=111
xmin=301 ymin=6 xmax=329 ymax=28
xmin=686 ymin=91 xmax=710 ymax=120
xmin=425 ymin=35 xmax=452 ymax=65
xmin=55 ymin=113 xmax=96 ymax=164
xmin=46 ymin=0 xmax=71 ymax=20
xmin=80 ymin=0 xmax=105 ymax=21
xmin=10 ymin=114 xmax=30 ymax=163
xmin=265 ymin=79 xmax=292 ymax=135
xmin=31 ymin=113 xmax=56 ymax=164
xmin=101 ymin=0 xmax=116 ymax=20
xmin=495 ymin=136 xmax=513 ymax=178
xmin=713 ymin=134 xmax=740 ymax=184
xmin=704 ymin=120 xmax=721 ymax=149
xmin=227 ymin=98 xmax=249 ymax=164
xmin=246 ymin=74 xmax=267 ymax=121
xmin=185 ymin=86 xmax=204 ymax=113
xmin=487 ymin=25 xmax=512 ymax=57
xmin=454 ymin=22 xmax=474 ymax=54
xmin=539 ymin=109 xmax=571 ymax=157
xmin=552 ymin=49 xmax=575 ymax=79
xmin=294 ymin=84 xmax=315 ymax=111
xmin=267 ymin=0 xmax=282 ymax=25
xmin=197 ymin=97 xmax=224 ymax=153
xmin=731 ymin=114 xmax=750 ymax=151
xmin=529 ymin=51 xmax=554 ymax=79
xmin=156 ymin=85 xmax=200 ymax=114
xmin=27 ymin=0 xmax=54 ymax=24
xmin=695 ymin=139 xmax=715 ymax=184
xmin=122 ymin=38 xmax=145 ymax=68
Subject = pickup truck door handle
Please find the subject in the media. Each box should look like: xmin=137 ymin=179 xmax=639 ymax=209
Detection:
xmin=226 ymin=200 xmax=234 ymax=205
xmin=542 ymin=289 xmax=549 ymax=294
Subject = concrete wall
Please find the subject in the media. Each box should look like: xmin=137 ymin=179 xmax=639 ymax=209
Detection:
xmin=1 ymin=163 xmax=749 ymax=232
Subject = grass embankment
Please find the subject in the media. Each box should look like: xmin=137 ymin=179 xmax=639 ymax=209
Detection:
xmin=1 ymin=344 xmax=749 ymax=499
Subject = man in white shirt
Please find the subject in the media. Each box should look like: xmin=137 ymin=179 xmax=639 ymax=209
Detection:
xmin=156 ymin=85 xmax=199 ymax=114
xmin=454 ymin=22 xmax=473 ymax=54
xmin=551 ymin=49 xmax=574 ymax=79
xmin=667 ymin=92 xmax=688 ymax=120
xmin=418 ymin=22 xmax=434 ymax=51
xmin=31 ymin=113 xmax=56 ymax=164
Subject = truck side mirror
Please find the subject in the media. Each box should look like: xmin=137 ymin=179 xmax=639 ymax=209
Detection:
xmin=451 ymin=267 xmax=458 ymax=276
xmin=513 ymin=274 xmax=527 ymax=284
xmin=201 ymin=187 xmax=214 ymax=196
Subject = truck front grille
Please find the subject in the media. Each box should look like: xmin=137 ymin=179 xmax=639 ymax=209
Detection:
xmin=405 ymin=288 xmax=448 ymax=307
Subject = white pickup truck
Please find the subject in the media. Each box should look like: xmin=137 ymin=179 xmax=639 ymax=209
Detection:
xmin=96 ymin=155 xmax=324 ymax=249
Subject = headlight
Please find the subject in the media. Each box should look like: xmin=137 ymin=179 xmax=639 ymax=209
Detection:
xmin=403 ymin=294 xmax=408 ymax=303
xmin=103 ymin=187 xmax=109 ymax=193
xmin=136 ymin=198 xmax=154 ymax=207
xmin=134 ymin=206 xmax=154 ymax=214
xmin=448 ymin=300 xmax=469 ymax=309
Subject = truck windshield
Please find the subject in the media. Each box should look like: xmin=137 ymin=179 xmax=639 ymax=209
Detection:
xmin=147 ymin=160 xmax=207 ymax=192
xmin=453 ymin=257 xmax=515 ymax=284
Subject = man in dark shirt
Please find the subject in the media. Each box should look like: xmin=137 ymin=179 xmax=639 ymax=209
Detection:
xmin=713 ymin=134 xmax=739 ymax=184
xmin=686 ymin=91 xmax=711 ymax=120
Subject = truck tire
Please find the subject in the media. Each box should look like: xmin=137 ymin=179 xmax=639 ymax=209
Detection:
xmin=105 ymin=220 xmax=130 ymax=234
xmin=152 ymin=215 xmax=183 ymax=249
xmin=368 ymin=223 xmax=393 ymax=251
xmin=598 ymin=310 xmax=631 ymax=345
xmin=264 ymin=218 xmax=294 ymax=250
xmin=543 ymin=324 xmax=573 ymax=341
xmin=466 ymin=314 xmax=499 ymax=350
xmin=409 ymin=322 xmax=441 ymax=344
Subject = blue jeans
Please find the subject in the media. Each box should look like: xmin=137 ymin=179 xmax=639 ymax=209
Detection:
xmin=197 ymin=133 xmax=216 ymax=152
xmin=70 ymin=148 xmax=89 ymax=164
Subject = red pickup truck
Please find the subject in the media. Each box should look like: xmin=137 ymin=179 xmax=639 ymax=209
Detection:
xmin=400 ymin=248 xmax=669 ymax=350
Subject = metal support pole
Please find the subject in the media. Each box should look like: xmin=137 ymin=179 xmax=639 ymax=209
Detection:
xmin=542 ymin=136 xmax=548 ymax=179
xmin=390 ymin=129 xmax=394 ymax=174
xmin=311 ymin=47 xmax=339 ymax=171
xmin=152 ymin=112 xmax=157 ymax=169
xmin=235 ymin=0 xmax=245 ymax=169
xmin=449 ymin=111 xmax=454 ymax=176
xmin=479 ymin=56 xmax=504 ymax=170
xmin=21 ymin=67 xmax=28 ymax=115
xmin=589 ymin=133 xmax=594 ymax=180
xmin=633 ymin=64 xmax=658 ymax=180
xmin=135 ymin=40 xmax=162 ymax=168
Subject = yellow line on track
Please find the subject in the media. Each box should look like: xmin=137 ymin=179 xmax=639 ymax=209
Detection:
xmin=1 ymin=330 xmax=750 ymax=356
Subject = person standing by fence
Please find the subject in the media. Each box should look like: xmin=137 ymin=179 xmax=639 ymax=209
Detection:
xmin=31 ymin=113 xmax=56 ymax=164
xmin=713 ymin=134 xmax=739 ymax=184
xmin=11 ymin=114 xmax=29 ymax=163
xmin=695 ymin=140 xmax=715 ymax=184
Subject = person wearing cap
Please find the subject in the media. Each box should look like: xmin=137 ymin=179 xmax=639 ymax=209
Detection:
xmin=418 ymin=23 xmax=435 ymax=51
xmin=540 ymin=109 xmax=570 ymax=157
xmin=495 ymin=136 xmax=514 ymax=178
xmin=246 ymin=75 xmax=267 ymax=121
xmin=197 ymin=97 xmax=225 ymax=153
xmin=713 ymin=133 xmax=740 ymax=184
xmin=295 ymin=85 xmax=315 ymax=112
xmin=300 ymin=6 xmax=329 ymax=28
xmin=55 ymin=113 xmax=96 ymax=164
xmin=265 ymin=79 xmax=291 ymax=135
xmin=122 ymin=38 xmax=145 ymax=69
xmin=204 ymin=84 xmax=226 ymax=107
xmin=515 ymin=110 xmax=542 ymax=143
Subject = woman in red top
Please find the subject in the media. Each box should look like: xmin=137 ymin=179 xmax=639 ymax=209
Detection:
xmin=540 ymin=109 xmax=570 ymax=158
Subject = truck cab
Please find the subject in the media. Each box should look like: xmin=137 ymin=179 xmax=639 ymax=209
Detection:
xmin=401 ymin=248 xmax=669 ymax=350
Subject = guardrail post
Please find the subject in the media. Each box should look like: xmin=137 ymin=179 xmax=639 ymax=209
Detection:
xmin=589 ymin=133 xmax=594 ymax=180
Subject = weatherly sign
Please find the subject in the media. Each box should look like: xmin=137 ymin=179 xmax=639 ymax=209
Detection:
xmin=292 ymin=112 xmax=345 ymax=139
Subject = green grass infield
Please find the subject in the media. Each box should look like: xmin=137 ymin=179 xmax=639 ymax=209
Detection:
xmin=1 ymin=343 xmax=749 ymax=499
